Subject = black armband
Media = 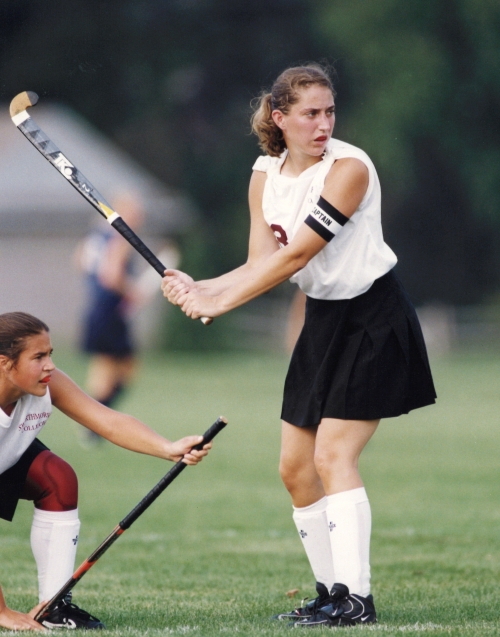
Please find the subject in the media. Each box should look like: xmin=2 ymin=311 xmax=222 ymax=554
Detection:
xmin=304 ymin=196 xmax=349 ymax=242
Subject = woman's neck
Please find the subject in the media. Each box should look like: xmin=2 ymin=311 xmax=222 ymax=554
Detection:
xmin=0 ymin=383 xmax=22 ymax=417
xmin=280 ymin=149 xmax=323 ymax=177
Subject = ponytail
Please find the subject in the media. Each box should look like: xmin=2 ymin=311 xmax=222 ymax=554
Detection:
xmin=250 ymin=92 xmax=285 ymax=157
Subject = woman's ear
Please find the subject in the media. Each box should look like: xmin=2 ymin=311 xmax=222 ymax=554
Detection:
xmin=0 ymin=355 xmax=13 ymax=373
xmin=272 ymin=109 xmax=286 ymax=131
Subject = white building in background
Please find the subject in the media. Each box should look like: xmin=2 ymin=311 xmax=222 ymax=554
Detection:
xmin=0 ymin=100 xmax=196 ymax=348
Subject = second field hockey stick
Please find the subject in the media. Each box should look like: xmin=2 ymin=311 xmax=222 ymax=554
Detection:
xmin=9 ymin=91 xmax=213 ymax=326
xmin=34 ymin=416 xmax=227 ymax=623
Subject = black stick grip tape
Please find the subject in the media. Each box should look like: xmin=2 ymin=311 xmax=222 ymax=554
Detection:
xmin=193 ymin=416 xmax=228 ymax=449
xmin=111 ymin=216 xmax=165 ymax=275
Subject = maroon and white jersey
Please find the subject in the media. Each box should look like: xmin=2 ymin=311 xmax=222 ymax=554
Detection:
xmin=0 ymin=391 xmax=52 ymax=474
xmin=252 ymin=138 xmax=397 ymax=300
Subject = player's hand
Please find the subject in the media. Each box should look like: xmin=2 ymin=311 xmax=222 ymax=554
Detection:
xmin=178 ymin=291 xmax=223 ymax=320
xmin=167 ymin=435 xmax=212 ymax=465
xmin=0 ymin=600 xmax=48 ymax=631
xmin=161 ymin=269 xmax=195 ymax=305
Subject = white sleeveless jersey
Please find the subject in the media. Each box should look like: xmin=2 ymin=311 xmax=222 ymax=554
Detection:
xmin=0 ymin=391 xmax=52 ymax=475
xmin=252 ymin=138 xmax=397 ymax=300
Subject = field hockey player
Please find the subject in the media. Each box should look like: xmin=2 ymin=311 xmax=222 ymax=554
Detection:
xmin=0 ymin=312 xmax=211 ymax=630
xmin=162 ymin=63 xmax=436 ymax=628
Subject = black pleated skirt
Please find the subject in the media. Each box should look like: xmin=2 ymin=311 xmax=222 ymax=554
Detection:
xmin=281 ymin=269 xmax=436 ymax=427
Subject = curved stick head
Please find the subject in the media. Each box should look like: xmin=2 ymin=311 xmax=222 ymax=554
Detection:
xmin=9 ymin=91 xmax=39 ymax=118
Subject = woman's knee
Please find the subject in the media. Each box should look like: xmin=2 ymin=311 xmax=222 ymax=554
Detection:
xmin=313 ymin=445 xmax=353 ymax=479
xmin=313 ymin=419 xmax=378 ymax=477
xmin=279 ymin=454 xmax=322 ymax=499
xmin=278 ymin=454 xmax=297 ymax=490
xmin=22 ymin=451 xmax=78 ymax=511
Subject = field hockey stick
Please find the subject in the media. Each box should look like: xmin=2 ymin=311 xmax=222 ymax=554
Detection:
xmin=9 ymin=91 xmax=213 ymax=326
xmin=34 ymin=416 xmax=227 ymax=623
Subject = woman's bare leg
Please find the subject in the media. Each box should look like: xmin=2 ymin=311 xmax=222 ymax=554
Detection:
xmin=86 ymin=354 xmax=136 ymax=403
xmin=279 ymin=421 xmax=334 ymax=587
xmin=280 ymin=421 xmax=323 ymax=506
xmin=314 ymin=418 xmax=379 ymax=494
xmin=313 ymin=418 xmax=379 ymax=597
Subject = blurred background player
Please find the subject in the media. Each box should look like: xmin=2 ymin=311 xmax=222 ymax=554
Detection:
xmin=74 ymin=192 xmax=179 ymax=445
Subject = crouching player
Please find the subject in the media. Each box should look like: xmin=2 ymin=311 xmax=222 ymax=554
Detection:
xmin=0 ymin=312 xmax=211 ymax=630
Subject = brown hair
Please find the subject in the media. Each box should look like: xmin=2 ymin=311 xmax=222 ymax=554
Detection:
xmin=0 ymin=312 xmax=49 ymax=363
xmin=251 ymin=63 xmax=336 ymax=157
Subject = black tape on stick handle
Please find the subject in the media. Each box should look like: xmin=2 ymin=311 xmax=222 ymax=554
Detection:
xmin=111 ymin=217 xmax=166 ymax=276
xmin=35 ymin=416 xmax=227 ymax=623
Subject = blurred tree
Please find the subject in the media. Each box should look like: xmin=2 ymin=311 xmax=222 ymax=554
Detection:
xmin=313 ymin=0 xmax=500 ymax=304
xmin=1 ymin=0 xmax=499 ymax=349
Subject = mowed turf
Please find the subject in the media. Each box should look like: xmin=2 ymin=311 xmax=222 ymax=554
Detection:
xmin=2 ymin=348 xmax=500 ymax=636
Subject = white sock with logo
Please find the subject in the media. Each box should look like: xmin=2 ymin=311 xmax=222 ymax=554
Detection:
xmin=31 ymin=508 xmax=81 ymax=602
xmin=292 ymin=496 xmax=335 ymax=589
xmin=325 ymin=487 xmax=371 ymax=597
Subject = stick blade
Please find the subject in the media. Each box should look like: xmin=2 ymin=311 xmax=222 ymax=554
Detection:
xmin=10 ymin=91 xmax=39 ymax=118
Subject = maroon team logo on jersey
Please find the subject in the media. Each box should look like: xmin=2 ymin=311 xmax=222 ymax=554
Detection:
xmin=271 ymin=224 xmax=289 ymax=248
xmin=18 ymin=412 xmax=50 ymax=432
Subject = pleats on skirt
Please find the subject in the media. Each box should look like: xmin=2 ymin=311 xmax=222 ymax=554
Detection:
xmin=281 ymin=269 xmax=437 ymax=427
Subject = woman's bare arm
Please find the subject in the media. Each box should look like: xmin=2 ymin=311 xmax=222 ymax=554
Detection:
xmin=49 ymin=370 xmax=210 ymax=465
xmin=176 ymin=158 xmax=368 ymax=319
xmin=162 ymin=170 xmax=279 ymax=303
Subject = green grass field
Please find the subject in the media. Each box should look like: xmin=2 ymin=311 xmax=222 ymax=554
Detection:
xmin=2 ymin=348 xmax=500 ymax=636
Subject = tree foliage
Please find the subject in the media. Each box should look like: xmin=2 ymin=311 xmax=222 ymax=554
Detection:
xmin=314 ymin=0 xmax=500 ymax=303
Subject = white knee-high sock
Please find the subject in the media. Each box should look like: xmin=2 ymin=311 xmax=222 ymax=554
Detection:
xmin=30 ymin=508 xmax=81 ymax=602
xmin=325 ymin=487 xmax=371 ymax=597
xmin=293 ymin=497 xmax=335 ymax=589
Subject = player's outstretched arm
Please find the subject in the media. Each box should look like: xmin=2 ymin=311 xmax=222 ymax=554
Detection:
xmin=0 ymin=588 xmax=47 ymax=631
xmin=49 ymin=370 xmax=211 ymax=465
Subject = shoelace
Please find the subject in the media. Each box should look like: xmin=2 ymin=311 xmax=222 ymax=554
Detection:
xmin=300 ymin=593 xmax=330 ymax=616
xmin=57 ymin=600 xmax=100 ymax=622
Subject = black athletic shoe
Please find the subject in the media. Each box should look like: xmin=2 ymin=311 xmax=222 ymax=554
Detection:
xmin=335 ymin=592 xmax=377 ymax=627
xmin=272 ymin=582 xmax=331 ymax=621
xmin=294 ymin=583 xmax=377 ymax=628
xmin=41 ymin=596 xmax=105 ymax=630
